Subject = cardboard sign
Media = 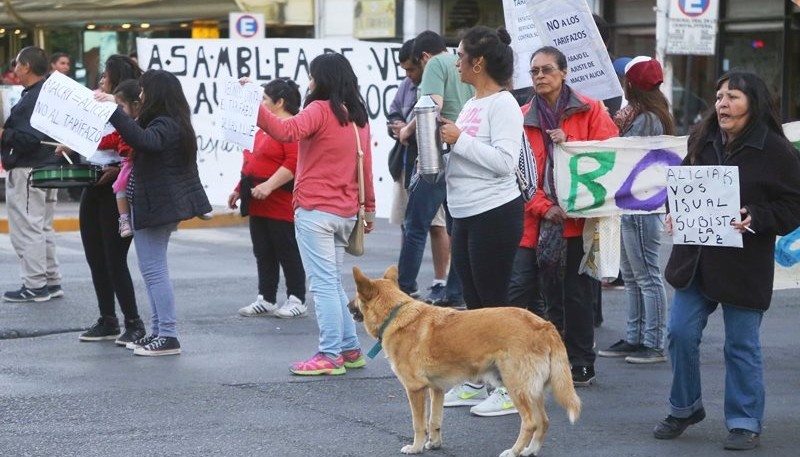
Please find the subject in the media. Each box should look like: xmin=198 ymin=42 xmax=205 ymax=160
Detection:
xmin=502 ymin=0 xmax=544 ymax=91
xmin=525 ymin=0 xmax=623 ymax=101
xmin=30 ymin=72 xmax=117 ymax=157
xmin=218 ymin=80 xmax=261 ymax=150
xmin=666 ymin=165 xmax=742 ymax=248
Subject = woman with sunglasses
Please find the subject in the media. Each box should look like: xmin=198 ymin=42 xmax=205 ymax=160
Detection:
xmin=520 ymin=46 xmax=617 ymax=387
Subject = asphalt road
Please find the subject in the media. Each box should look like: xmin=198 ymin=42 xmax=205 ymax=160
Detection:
xmin=1 ymin=223 xmax=798 ymax=457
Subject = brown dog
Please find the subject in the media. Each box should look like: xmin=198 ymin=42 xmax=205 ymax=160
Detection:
xmin=349 ymin=266 xmax=581 ymax=457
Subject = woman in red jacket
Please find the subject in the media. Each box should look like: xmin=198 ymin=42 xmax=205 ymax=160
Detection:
xmin=518 ymin=46 xmax=618 ymax=387
xmin=229 ymin=79 xmax=306 ymax=319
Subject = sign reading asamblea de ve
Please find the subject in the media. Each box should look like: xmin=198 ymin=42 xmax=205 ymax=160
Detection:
xmin=136 ymin=38 xmax=405 ymax=216
xmin=666 ymin=165 xmax=742 ymax=248
xmin=30 ymin=71 xmax=117 ymax=157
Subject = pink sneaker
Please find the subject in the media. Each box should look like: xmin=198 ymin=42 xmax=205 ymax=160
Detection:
xmin=119 ymin=217 xmax=133 ymax=238
xmin=289 ymin=352 xmax=345 ymax=376
xmin=342 ymin=348 xmax=366 ymax=369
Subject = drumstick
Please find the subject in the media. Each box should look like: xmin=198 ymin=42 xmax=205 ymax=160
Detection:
xmin=39 ymin=141 xmax=74 ymax=165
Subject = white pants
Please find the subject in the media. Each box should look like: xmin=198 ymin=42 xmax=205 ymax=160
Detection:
xmin=6 ymin=167 xmax=61 ymax=289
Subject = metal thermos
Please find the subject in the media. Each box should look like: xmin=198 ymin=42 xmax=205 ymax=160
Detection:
xmin=414 ymin=95 xmax=448 ymax=183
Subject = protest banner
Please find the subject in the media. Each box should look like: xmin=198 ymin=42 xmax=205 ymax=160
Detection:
xmin=554 ymin=135 xmax=688 ymax=217
xmin=137 ymin=38 xmax=404 ymax=215
xmin=665 ymin=165 xmax=742 ymax=248
xmin=525 ymin=0 xmax=623 ymax=101
xmin=502 ymin=0 xmax=544 ymax=91
xmin=218 ymin=80 xmax=261 ymax=150
xmin=774 ymin=121 xmax=800 ymax=288
xmin=30 ymin=72 xmax=117 ymax=157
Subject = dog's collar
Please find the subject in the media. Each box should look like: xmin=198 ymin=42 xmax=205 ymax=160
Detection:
xmin=366 ymin=301 xmax=409 ymax=359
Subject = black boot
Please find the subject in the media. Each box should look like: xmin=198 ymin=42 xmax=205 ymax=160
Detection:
xmin=79 ymin=316 xmax=120 ymax=342
xmin=115 ymin=318 xmax=146 ymax=346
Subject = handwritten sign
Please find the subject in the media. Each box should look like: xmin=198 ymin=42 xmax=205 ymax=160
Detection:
xmin=525 ymin=0 xmax=623 ymax=101
xmin=218 ymin=80 xmax=261 ymax=150
xmin=554 ymin=135 xmax=688 ymax=217
xmin=30 ymin=72 xmax=117 ymax=157
xmin=502 ymin=0 xmax=544 ymax=91
xmin=137 ymin=38 xmax=405 ymax=215
xmin=666 ymin=165 xmax=742 ymax=248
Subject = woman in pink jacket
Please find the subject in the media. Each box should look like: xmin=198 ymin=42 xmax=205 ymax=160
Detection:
xmin=255 ymin=53 xmax=376 ymax=376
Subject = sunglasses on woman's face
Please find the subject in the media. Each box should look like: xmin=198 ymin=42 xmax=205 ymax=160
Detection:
xmin=529 ymin=65 xmax=557 ymax=76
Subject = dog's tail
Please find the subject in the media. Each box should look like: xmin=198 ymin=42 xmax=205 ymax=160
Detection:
xmin=549 ymin=331 xmax=581 ymax=424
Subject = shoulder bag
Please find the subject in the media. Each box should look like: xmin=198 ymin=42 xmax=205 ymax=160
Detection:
xmin=346 ymin=123 xmax=366 ymax=256
xmin=516 ymin=132 xmax=538 ymax=201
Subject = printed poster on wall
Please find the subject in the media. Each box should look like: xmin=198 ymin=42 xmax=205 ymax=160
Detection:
xmin=525 ymin=0 xmax=623 ymax=101
xmin=667 ymin=0 xmax=719 ymax=56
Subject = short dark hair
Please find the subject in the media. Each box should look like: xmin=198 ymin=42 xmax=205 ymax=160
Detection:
xmin=412 ymin=31 xmax=446 ymax=61
xmin=399 ymin=39 xmax=415 ymax=64
xmin=113 ymin=79 xmax=141 ymax=108
xmin=49 ymin=52 xmax=70 ymax=65
xmin=593 ymin=14 xmax=610 ymax=45
xmin=262 ymin=78 xmax=302 ymax=115
xmin=688 ymin=70 xmax=784 ymax=162
xmin=460 ymin=26 xmax=514 ymax=87
xmin=531 ymin=46 xmax=568 ymax=72
xmin=16 ymin=47 xmax=49 ymax=76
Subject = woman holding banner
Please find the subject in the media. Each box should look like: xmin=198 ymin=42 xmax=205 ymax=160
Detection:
xmin=254 ymin=53 xmax=375 ymax=376
xmin=74 ymin=55 xmax=145 ymax=345
xmin=521 ymin=46 xmax=617 ymax=387
xmin=653 ymin=71 xmax=800 ymax=450
xmin=597 ymin=56 xmax=674 ymax=364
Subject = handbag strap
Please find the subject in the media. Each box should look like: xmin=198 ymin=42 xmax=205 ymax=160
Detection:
xmin=352 ymin=123 xmax=365 ymax=210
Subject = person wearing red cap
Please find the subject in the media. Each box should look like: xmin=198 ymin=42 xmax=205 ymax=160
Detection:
xmin=598 ymin=56 xmax=675 ymax=365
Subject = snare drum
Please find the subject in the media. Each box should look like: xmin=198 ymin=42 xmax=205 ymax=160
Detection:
xmin=30 ymin=164 xmax=103 ymax=188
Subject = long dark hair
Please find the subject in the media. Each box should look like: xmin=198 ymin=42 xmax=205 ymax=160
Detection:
xmin=304 ymin=53 xmax=368 ymax=127
xmin=137 ymin=70 xmax=197 ymax=163
xmin=688 ymin=70 xmax=784 ymax=163
xmin=104 ymin=55 xmax=142 ymax=92
xmin=625 ymin=83 xmax=676 ymax=135
xmin=460 ymin=26 xmax=514 ymax=88
xmin=263 ymin=78 xmax=301 ymax=115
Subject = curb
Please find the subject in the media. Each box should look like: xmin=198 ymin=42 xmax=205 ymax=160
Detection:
xmin=0 ymin=212 xmax=248 ymax=233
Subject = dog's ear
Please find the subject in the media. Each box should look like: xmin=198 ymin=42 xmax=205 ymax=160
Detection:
xmin=352 ymin=266 xmax=376 ymax=298
xmin=383 ymin=265 xmax=399 ymax=285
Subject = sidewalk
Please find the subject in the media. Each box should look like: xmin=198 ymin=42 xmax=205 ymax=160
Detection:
xmin=0 ymin=197 xmax=246 ymax=233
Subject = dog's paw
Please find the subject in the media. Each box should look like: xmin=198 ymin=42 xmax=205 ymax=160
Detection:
xmin=401 ymin=444 xmax=424 ymax=454
xmin=498 ymin=449 xmax=519 ymax=457
xmin=425 ymin=439 xmax=441 ymax=450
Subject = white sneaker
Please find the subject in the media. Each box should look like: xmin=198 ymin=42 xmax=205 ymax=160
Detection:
xmin=443 ymin=383 xmax=489 ymax=407
xmin=470 ymin=387 xmax=518 ymax=417
xmin=238 ymin=295 xmax=279 ymax=317
xmin=275 ymin=295 xmax=307 ymax=318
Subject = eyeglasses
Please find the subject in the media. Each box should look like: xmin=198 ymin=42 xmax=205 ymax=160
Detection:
xmin=529 ymin=66 xmax=557 ymax=76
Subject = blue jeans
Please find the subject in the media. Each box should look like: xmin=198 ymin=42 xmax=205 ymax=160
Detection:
xmin=667 ymin=279 xmax=765 ymax=433
xmin=396 ymin=173 xmax=461 ymax=299
xmin=134 ymin=223 xmax=178 ymax=337
xmin=294 ymin=208 xmax=359 ymax=356
xmin=619 ymin=214 xmax=667 ymax=350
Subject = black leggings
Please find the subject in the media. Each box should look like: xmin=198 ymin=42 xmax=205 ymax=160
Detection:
xmin=451 ymin=196 xmax=524 ymax=309
xmin=249 ymin=216 xmax=306 ymax=304
xmin=79 ymin=183 xmax=139 ymax=321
